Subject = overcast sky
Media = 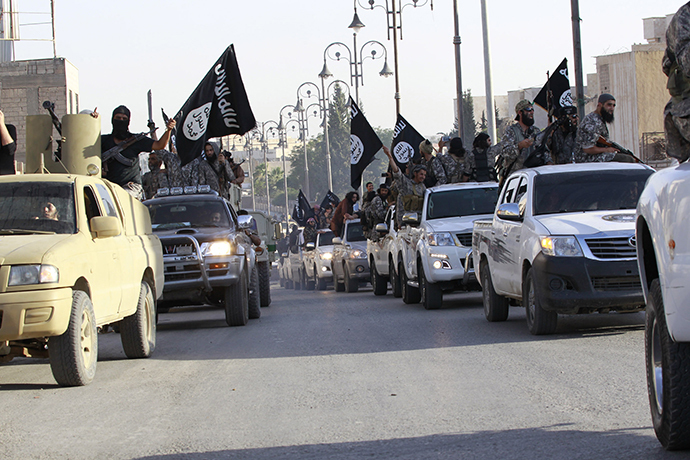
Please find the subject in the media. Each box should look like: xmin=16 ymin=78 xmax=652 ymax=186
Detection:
xmin=11 ymin=0 xmax=684 ymax=139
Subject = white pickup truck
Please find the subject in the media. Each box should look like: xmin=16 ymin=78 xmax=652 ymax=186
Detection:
xmin=392 ymin=182 xmax=499 ymax=309
xmin=473 ymin=163 xmax=654 ymax=335
xmin=636 ymin=161 xmax=690 ymax=451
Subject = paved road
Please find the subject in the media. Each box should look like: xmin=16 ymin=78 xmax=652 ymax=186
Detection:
xmin=0 ymin=281 xmax=682 ymax=459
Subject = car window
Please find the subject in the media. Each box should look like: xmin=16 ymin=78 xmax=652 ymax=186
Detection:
xmin=426 ymin=187 xmax=498 ymax=220
xmin=501 ymin=177 xmax=519 ymax=204
xmin=317 ymin=231 xmax=335 ymax=246
xmin=0 ymin=182 xmax=76 ymax=234
xmin=95 ymin=183 xmax=120 ymax=219
xmin=345 ymin=222 xmax=366 ymax=242
xmin=146 ymin=200 xmax=233 ymax=230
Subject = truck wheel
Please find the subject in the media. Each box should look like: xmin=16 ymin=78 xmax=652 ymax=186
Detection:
xmin=293 ymin=270 xmax=302 ymax=290
xmin=304 ymin=267 xmax=316 ymax=291
xmin=258 ymin=261 xmax=272 ymax=307
xmin=523 ymin=268 xmax=557 ymax=335
xmin=48 ymin=290 xmax=98 ymax=387
xmin=285 ymin=278 xmax=293 ymax=290
xmin=481 ymin=264 xmax=509 ymax=322
xmin=225 ymin=272 xmax=249 ymax=327
xmin=371 ymin=260 xmax=388 ymax=296
xmin=390 ymin=259 xmax=402 ymax=298
xmin=401 ymin=261 xmax=421 ymax=304
xmin=120 ymin=281 xmax=156 ymax=359
xmin=420 ymin=263 xmax=443 ymax=310
xmin=248 ymin=262 xmax=261 ymax=320
xmin=344 ymin=263 xmax=359 ymax=293
xmin=316 ymin=266 xmax=328 ymax=290
xmin=646 ymin=279 xmax=690 ymax=450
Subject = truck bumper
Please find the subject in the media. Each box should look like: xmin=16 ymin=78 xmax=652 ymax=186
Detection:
xmin=532 ymin=253 xmax=644 ymax=313
xmin=162 ymin=254 xmax=244 ymax=296
xmin=346 ymin=259 xmax=370 ymax=280
xmin=423 ymin=247 xmax=476 ymax=286
xmin=0 ymin=287 xmax=73 ymax=341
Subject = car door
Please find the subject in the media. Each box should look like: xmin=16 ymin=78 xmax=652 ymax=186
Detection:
xmin=491 ymin=175 xmax=527 ymax=295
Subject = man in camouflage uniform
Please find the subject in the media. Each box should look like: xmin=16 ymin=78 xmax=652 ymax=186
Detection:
xmin=142 ymin=150 xmax=183 ymax=199
xmin=419 ymin=139 xmax=448 ymax=187
xmin=575 ymin=93 xmax=634 ymax=163
xmin=182 ymin=141 xmax=236 ymax=197
xmin=438 ymin=137 xmax=467 ymax=183
xmin=365 ymin=184 xmax=390 ymax=239
xmin=383 ymin=146 xmax=426 ymax=229
xmin=663 ymin=3 xmax=690 ymax=164
xmin=497 ymin=99 xmax=551 ymax=181
xmin=547 ymin=106 xmax=579 ymax=164
xmin=464 ymin=133 xmax=498 ymax=182
xmin=302 ymin=217 xmax=318 ymax=246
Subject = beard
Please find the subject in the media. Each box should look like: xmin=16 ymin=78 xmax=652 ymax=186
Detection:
xmin=521 ymin=114 xmax=535 ymax=127
xmin=601 ymin=109 xmax=614 ymax=123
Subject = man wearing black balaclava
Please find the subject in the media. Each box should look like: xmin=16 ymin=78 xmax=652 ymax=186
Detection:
xmin=101 ymin=105 xmax=176 ymax=187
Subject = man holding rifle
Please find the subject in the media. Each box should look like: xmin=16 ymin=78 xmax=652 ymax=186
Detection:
xmin=101 ymin=105 xmax=176 ymax=188
xmin=575 ymin=93 xmax=635 ymax=163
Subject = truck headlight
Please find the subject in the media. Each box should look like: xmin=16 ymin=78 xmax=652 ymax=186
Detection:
xmin=201 ymin=241 xmax=233 ymax=256
xmin=349 ymin=249 xmax=367 ymax=259
xmin=540 ymin=236 xmax=583 ymax=257
xmin=8 ymin=265 xmax=59 ymax=286
xmin=319 ymin=252 xmax=333 ymax=260
xmin=428 ymin=232 xmax=455 ymax=246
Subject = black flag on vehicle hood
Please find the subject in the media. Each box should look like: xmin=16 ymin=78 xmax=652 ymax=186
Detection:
xmin=534 ymin=58 xmax=573 ymax=114
xmin=174 ymin=45 xmax=256 ymax=166
xmin=319 ymin=190 xmax=340 ymax=210
xmin=350 ymin=97 xmax=382 ymax=190
xmin=390 ymin=114 xmax=424 ymax=169
xmin=291 ymin=189 xmax=315 ymax=226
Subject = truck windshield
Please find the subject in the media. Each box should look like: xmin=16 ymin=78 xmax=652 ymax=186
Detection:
xmin=345 ymin=222 xmax=366 ymax=242
xmin=0 ymin=182 xmax=76 ymax=234
xmin=147 ymin=200 xmax=233 ymax=230
xmin=426 ymin=187 xmax=498 ymax=220
xmin=318 ymin=231 xmax=335 ymax=246
xmin=533 ymin=169 xmax=654 ymax=215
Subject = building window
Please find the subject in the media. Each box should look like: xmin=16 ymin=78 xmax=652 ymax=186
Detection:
xmin=69 ymin=90 xmax=73 ymax=114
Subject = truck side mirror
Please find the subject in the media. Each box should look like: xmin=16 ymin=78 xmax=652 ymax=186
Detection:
xmin=375 ymin=223 xmax=388 ymax=233
xmin=237 ymin=214 xmax=254 ymax=230
xmin=496 ymin=203 xmax=522 ymax=221
xmin=332 ymin=237 xmax=342 ymax=245
xmin=90 ymin=216 xmax=121 ymax=238
xmin=402 ymin=212 xmax=420 ymax=226
xmin=306 ymin=242 xmax=315 ymax=250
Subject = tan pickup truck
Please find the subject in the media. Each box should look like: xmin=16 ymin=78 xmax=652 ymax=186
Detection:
xmin=0 ymin=174 xmax=164 ymax=386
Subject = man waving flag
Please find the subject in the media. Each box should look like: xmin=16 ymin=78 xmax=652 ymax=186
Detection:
xmin=350 ymin=97 xmax=382 ymax=190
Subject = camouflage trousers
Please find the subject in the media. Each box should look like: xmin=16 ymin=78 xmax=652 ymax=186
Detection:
xmin=665 ymin=112 xmax=690 ymax=163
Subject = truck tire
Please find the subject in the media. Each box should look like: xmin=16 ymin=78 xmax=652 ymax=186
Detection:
xmin=225 ymin=272 xmax=249 ymax=327
xmin=285 ymin=278 xmax=293 ymax=289
xmin=248 ymin=262 xmax=261 ymax=319
xmin=523 ymin=268 xmax=557 ymax=335
xmin=344 ymin=263 xmax=359 ymax=293
xmin=646 ymin=279 xmax=690 ymax=450
xmin=371 ymin=260 xmax=388 ymax=296
xmin=293 ymin=270 xmax=302 ymax=290
xmin=304 ymin=267 xmax=316 ymax=291
xmin=120 ymin=281 xmax=156 ymax=359
xmin=481 ymin=264 xmax=509 ymax=322
xmin=333 ymin=263 xmax=345 ymax=292
xmin=316 ymin=265 xmax=328 ymax=291
xmin=48 ymin=290 xmax=98 ymax=387
xmin=390 ymin=258 xmax=402 ymax=298
xmin=420 ymin=262 xmax=443 ymax=310
xmin=401 ymin=260 xmax=421 ymax=304
xmin=258 ymin=261 xmax=271 ymax=307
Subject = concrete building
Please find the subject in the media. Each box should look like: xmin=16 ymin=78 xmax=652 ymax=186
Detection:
xmin=0 ymin=57 xmax=79 ymax=167
xmin=586 ymin=15 xmax=671 ymax=160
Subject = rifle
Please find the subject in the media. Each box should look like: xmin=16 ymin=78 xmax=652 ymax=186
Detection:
xmin=102 ymin=127 xmax=157 ymax=167
xmin=596 ymin=136 xmax=645 ymax=164
xmin=42 ymin=100 xmax=63 ymax=160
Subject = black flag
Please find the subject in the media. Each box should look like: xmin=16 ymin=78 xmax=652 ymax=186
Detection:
xmin=350 ymin=97 xmax=382 ymax=190
xmin=534 ymin=58 xmax=573 ymax=114
xmin=319 ymin=190 xmax=340 ymax=210
xmin=390 ymin=114 xmax=424 ymax=169
xmin=174 ymin=45 xmax=256 ymax=166
xmin=291 ymin=189 xmax=315 ymax=226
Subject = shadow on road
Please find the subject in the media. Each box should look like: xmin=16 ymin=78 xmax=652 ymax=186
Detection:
xmin=135 ymin=425 xmax=674 ymax=460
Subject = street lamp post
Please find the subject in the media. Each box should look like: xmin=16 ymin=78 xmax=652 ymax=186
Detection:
xmin=259 ymin=120 xmax=279 ymax=216
xmin=294 ymin=82 xmax=324 ymax=202
xmin=357 ymin=0 xmax=432 ymax=115
xmin=316 ymin=74 xmax=351 ymax=192
xmin=277 ymin=105 xmax=300 ymax=228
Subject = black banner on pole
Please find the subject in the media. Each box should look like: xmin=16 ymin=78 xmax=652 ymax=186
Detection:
xmin=391 ymin=114 xmax=424 ymax=169
xmin=534 ymin=58 xmax=573 ymax=113
xmin=350 ymin=97 xmax=382 ymax=190
xmin=291 ymin=189 xmax=315 ymax=226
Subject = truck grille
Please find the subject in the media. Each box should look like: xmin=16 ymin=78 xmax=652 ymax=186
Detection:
xmin=591 ymin=276 xmax=641 ymax=291
xmin=456 ymin=233 xmax=473 ymax=247
xmin=585 ymin=236 xmax=636 ymax=259
xmin=162 ymin=242 xmax=197 ymax=256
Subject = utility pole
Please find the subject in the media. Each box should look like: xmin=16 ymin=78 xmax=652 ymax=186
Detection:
xmin=480 ymin=0 xmax=496 ymax=141
xmin=452 ymin=0 xmax=464 ymax=143
xmin=571 ymin=0 xmax=586 ymax=119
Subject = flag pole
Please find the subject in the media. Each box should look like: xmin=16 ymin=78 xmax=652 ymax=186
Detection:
xmin=571 ymin=0 xmax=586 ymax=119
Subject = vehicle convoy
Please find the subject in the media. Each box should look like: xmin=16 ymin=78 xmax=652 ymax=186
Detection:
xmin=303 ymin=229 xmax=336 ymax=290
xmin=392 ymin=183 xmax=499 ymax=309
xmin=144 ymin=187 xmax=259 ymax=326
xmin=331 ymin=219 xmax=369 ymax=292
xmin=247 ymin=210 xmax=280 ymax=306
xmin=473 ymin=163 xmax=654 ymax=335
xmin=0 ymin=174 xmax=164 ymax=386
xmin=636 ymin=162 xmax=690 ymax=450
xmin=367 ymin=205 xmax=399 ymax=297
